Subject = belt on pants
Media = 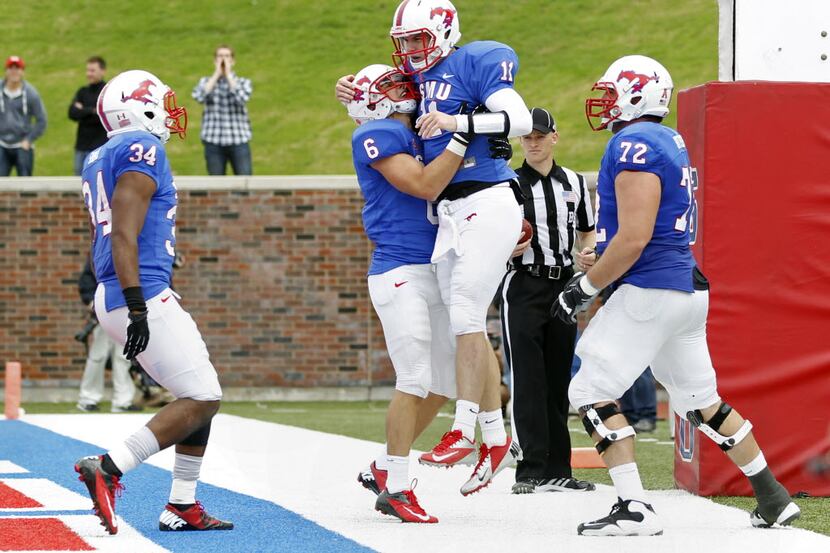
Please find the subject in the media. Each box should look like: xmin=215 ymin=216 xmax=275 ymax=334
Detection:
xmin=509 ymin=263 xmax=574 ymax=280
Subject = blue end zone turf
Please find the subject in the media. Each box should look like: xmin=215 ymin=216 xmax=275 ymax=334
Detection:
xmin=0 ymin=420 xmax=375 ymax=553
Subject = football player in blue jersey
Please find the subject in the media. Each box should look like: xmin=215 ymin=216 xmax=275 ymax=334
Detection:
xmin=348 ymin=63 xmax=512 ymax=522
xmin=74 ymin=70 xmax=233 ymax=535
xmin=338 ymin=0 xmax=531 ymax=496
xmin=552 ymin=55 xmax=800 ymax=536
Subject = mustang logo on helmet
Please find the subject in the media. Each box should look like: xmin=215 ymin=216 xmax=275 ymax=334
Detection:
xmin=121 ymin=79 xmax=157 ymax=105
xmin=429 ymin=6 xmax=455 ymax=28
xmin=353 ymin=76 xmax=372 ymax=103
xmin=617 ymin=70 xmax=659 ymax=93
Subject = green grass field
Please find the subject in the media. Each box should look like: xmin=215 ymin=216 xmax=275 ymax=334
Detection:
xmin=9 ymin=0 xmax=717 ymax=176
xmin=11 ymin=400 xmax=829 ymax=535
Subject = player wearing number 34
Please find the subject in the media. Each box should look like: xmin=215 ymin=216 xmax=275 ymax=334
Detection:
xmin=551 ymin=55 xmax=799 ymax=536
xmin=75 ymin=70 xmax=233 ymax=535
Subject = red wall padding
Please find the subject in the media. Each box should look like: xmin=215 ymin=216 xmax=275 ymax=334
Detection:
xmin=675 ymin=81 xmax=830 ymax=497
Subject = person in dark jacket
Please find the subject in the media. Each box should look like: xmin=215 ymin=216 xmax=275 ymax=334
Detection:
xmin=68 ymin=56 xmax=108 ymax=175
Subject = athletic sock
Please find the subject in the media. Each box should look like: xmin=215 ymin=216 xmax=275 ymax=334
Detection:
xmin=169 ymin=453 xmax=203 ymax=505
xmin=375 ymin=446 xmax=390 ymax=471
xmin=609 ymin=462 xmax=647 ymax=503
xmin=384 ymin=455 xmax=409 ymax=495
xmin=107 ymin=426 xmax=160 ymax=476
xmin=451 ymin=400 xmax=479 ymax=442
xmin=740 ymin=451 xmax=767 ymax=477
xmin=478 ymin=409 xmax=507 ymax=447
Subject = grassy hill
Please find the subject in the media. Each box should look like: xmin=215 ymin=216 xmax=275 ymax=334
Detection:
xmin=8 ymin=0 xmax=717 ymax=176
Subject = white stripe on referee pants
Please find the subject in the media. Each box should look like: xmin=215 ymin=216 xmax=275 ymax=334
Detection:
xmin=501 ymin=269 xmax=522 ymax=450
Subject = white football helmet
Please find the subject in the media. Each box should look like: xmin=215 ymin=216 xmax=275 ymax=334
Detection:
xmin=96 ymin=69 xmax=187 ymax=143
xmin=586 ymin=55 xmax=673 ymax=131
xmin=347 ymin=64 xmax=418 ymax=125
xmin=390 ymin=0 xmax=461 ymax=75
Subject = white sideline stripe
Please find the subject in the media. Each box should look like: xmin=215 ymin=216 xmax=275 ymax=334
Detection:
xmin=0 ymin=478 xmax=89 ymax=511
xmin=0 ymin=460 xmax=28 ymax=473
xmin=2 ymin=514 xmax=170 ymax=553
xmin=25 ymin=414 xmax=830 ymax=553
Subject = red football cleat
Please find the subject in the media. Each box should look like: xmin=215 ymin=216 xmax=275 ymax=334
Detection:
xmin=159 ymin=501 xmax=234 ymax=531
xmin=375 ymin=483 xmax=438 ymax=523
xmin=358 ymin=461 xmax=388 ymax=496
xmin=418 ymin=430 xmax=476 ymax=467
xmin=74 ymin=455 xmax=123 ymax=535
xmin=460 ymin=436 xmax=522 ymax=496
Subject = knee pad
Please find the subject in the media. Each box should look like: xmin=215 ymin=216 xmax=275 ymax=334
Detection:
xmin=179 ymin=420 xmax=212 ymax=447
xmin=581 ymin=403 xmax=636 ymax=454
xmin=687 ymin=402 xmax=752 ymax=451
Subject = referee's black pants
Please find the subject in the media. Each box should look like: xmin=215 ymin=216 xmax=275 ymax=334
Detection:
xmin=501 ymin=268 xmax=577 ymax=480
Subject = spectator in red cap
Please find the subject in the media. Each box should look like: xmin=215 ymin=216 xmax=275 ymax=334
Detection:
xmin=0 ymin=56 xmax=47 ymax=176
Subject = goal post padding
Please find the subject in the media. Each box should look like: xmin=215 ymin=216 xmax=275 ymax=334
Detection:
xmin=674 ymin=81 xmax=830 ymax=497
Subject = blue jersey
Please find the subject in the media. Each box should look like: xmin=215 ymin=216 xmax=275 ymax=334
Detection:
xmin=81 ymin=130 xmax=177 ymax=311
xmin=352 ymin=119 xmax=438 ymax=275
xmin=416 ymin=41 xmax=518 ymax=185
xmin=596 ymin=122 xmax=696 ymax=292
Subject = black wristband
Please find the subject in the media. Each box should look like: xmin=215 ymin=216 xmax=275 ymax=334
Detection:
xmin=123 ymin=286 xmax=146 ymax=312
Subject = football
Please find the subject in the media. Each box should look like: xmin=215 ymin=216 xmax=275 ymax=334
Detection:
xmin=519 ymin=218 xmax=533 ymax=243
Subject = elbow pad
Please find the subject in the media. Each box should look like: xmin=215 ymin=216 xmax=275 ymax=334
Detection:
xmin=454 ymin=111 xmax=510 ymax=138
xmin=484 ymin=87 xmax=532 ymax=138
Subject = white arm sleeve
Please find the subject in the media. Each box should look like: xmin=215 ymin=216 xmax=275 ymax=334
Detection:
xmin=484 ymin=88 xmax=532 ymax=138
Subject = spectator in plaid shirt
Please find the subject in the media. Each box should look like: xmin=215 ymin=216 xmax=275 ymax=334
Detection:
xmin=192 ymin=45 xmax=253 ymax=175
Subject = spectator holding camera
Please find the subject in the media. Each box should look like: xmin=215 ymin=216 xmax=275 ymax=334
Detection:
xmin=192 ymin=44 xmax=253 ymax=175
xmin=76 ymin=257 xmax=141 ymax=413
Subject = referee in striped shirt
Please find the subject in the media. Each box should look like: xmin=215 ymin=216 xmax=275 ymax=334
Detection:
xmin=502 ymin=107 xmax=597 ymax=494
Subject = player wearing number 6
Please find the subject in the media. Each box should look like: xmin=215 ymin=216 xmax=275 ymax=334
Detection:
xmin=349 ymin=63 xmax=515 ymax=522
xmin=75 ymin=70 xmax=233 ymax=535
xmin=552 ymin=55 xmax=799 ymax=536
xmin=336 ymin=4 xmax=531 ymax=493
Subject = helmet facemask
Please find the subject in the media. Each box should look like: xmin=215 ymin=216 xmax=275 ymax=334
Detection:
xmin=391 ymin=29 xmax=444 ymax=76
xmin=164 ymin=89 xmax=188 ymax=140
xmin=585 ymin=82 xmax=621 ymax=131
xmin=372 ymin=69 xmax=419 ymax=114
xmin=348 ymin=65 xmax=419 ymax=125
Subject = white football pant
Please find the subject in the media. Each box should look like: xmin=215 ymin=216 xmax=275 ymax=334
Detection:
xmin=368 ymin=264 xmax=456 ymax=399
xmin=569 ymin=284 xmax=720 ymax=418
xmin=95 ymin=284 xmax=222 ymax=402
xmin=433 ymin=184 xmax=521 ymax=335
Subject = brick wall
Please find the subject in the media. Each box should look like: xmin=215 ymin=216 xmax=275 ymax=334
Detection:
xmin=0 ymin=177 xmax=394 ymax=390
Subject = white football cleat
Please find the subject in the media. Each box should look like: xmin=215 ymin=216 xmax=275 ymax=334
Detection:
xmin=419 ymin=430 xmax=476 ymax=468
xmin=460 ymin=437 xmax=521 ymax=496
xmin=577 ymin=498 xmax=663 ymax=536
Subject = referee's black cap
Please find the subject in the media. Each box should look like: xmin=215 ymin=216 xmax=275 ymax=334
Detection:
xmin=530 ymin=107 xmax=556 ymax=134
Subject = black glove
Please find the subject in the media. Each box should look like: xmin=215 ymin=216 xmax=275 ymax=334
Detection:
xmin=488 ymin=136 xmax=512 ymax=160
xmin=551 ymin=272 xmax=598 ymax=324
xmin=123 ymin=309 xmax=150 ymax=359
